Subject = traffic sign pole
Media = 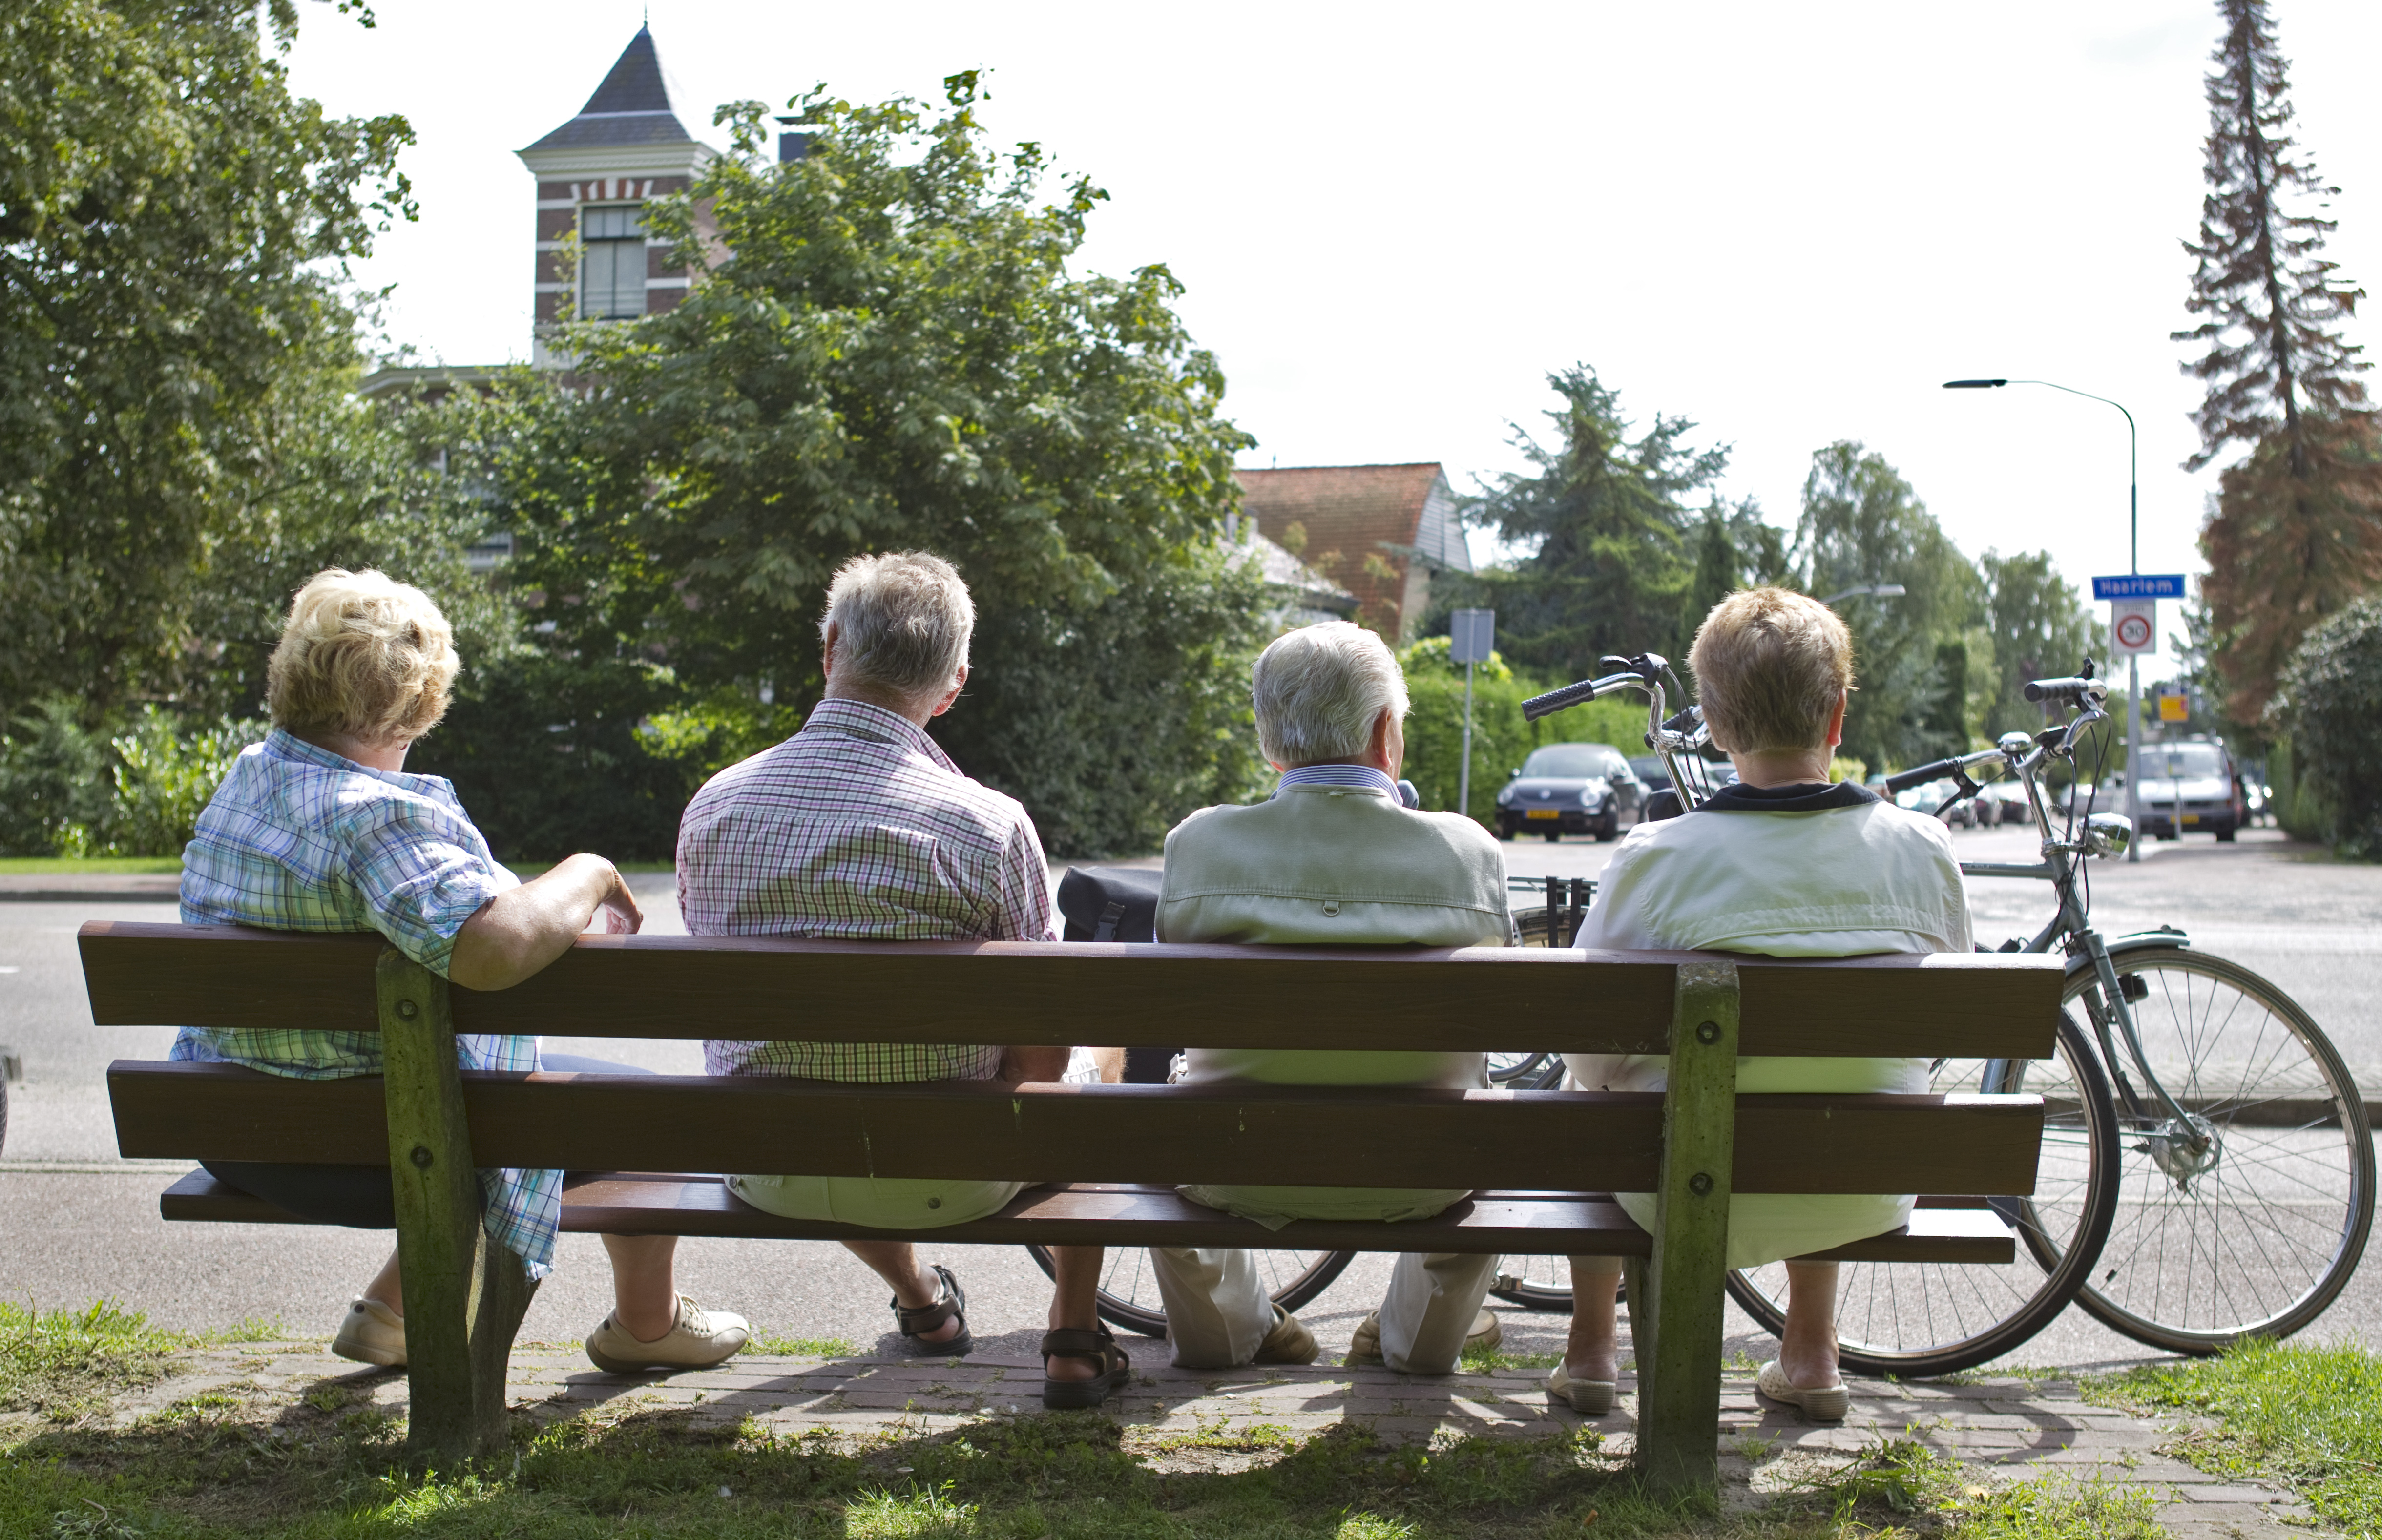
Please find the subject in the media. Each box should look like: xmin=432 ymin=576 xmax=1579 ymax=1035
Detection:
xmin=2128 ymin=658 xmax=2140 ymax=860
xmin=2098 ymin=581 xmax=2176 ymax=866
xmin=1450 ymin=610 xmax=1495 ymax=822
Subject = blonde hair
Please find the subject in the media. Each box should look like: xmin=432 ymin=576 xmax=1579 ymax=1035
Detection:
xmin=266 ymin=569 xmax=460 ymax=744
xmin=820 ymin=551 xmax=975 ymax=706
xmin=1688 ymin=587 xmax=1854 ymax=754
xmin=1251 ymin=621 xmax=1410 ymax=766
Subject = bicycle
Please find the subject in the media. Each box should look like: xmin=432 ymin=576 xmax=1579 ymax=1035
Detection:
xmin=1518 ymin=654 xmax=2373 ymax=1373
xmin=1726 ymin=666 xmax=2371 ymax=1370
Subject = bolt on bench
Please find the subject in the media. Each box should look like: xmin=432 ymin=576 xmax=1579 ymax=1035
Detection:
xmin=83 ymin=921 xmax=2061 ymax=1491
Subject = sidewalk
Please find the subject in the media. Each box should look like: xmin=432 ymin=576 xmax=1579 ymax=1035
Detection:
xmin=97 ymin=1342 xmax=2317 ymax=1537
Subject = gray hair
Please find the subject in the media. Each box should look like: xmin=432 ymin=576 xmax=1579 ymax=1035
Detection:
xmin=819 ymin=551 xmax=975 ymax=706
xmin=1251 ymin=622 xmax=1410 ymax=766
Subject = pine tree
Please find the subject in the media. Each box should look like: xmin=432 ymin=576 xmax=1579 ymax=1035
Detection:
xmin=2177 ymin=0 xmax=2382 ymax=726
xmin=1455 ymin=366 xmax=1726 ymax=680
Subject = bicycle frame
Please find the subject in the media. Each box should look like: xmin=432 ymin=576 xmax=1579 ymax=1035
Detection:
xmin=1938 ymin=695 xmax=2215 ymax=1172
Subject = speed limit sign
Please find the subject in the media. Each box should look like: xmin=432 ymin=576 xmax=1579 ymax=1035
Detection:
xmin=2111 ymin=599 xmax=2156 ymax=655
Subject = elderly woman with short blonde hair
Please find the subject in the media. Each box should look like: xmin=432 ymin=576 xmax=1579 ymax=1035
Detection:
xmin=1554 ymin=587 xmax=1972 ymax=1422
xmin=177 ymin=568 xmax=749 ymax=1374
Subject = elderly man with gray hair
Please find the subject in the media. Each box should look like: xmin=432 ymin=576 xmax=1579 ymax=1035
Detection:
xmin=679 ymin=551 xmax=1122 ymax=1409
xmin=1150 ymin=621 xmax=1514 ymax=1374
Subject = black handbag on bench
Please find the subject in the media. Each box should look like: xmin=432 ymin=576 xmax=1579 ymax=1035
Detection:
xmin=1055 ymin=866 xmax=1176 ymax=1083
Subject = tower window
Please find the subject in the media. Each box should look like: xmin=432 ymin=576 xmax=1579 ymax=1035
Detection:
xmin=579 ymin=204 xmax=647 ymax=319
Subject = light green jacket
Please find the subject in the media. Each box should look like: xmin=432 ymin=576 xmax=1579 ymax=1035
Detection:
xmin=1156 ymin=783 xmax=1512 ymax=1226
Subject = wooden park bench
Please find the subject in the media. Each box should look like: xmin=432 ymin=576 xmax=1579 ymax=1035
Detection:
xmin=82 ymin=920 xmax=2061 ymax=1492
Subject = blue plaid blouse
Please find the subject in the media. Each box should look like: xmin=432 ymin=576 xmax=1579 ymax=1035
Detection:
xmin=172 ymin=729 xmax=561 ymax=1275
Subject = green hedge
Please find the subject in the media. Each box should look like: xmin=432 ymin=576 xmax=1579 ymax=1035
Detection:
xmin=0 ymin=702 xmax=265 ymax=858
xmin=2273 ymin=594 xmax=2382 ymax=858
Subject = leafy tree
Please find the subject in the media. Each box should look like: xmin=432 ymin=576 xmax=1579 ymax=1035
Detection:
xmin=468 ymin=76 xmax=1265 ymax=857
xmin=0 ymin=0 xmax=416 ymax=722
xmin=2272 ymin=592 xmax=2382 ymax=857
xmin=1795 ymin=442 xmax=1982 ymax=768
xmin=1977 ymin=551 xmax=2107 ymax=739
xmin=2176 ymin=0 xmax=2382 ymax=727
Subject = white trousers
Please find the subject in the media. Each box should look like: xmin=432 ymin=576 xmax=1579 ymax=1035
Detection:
xmin=1147 ymin=1247 xmax=1498 ymax=1374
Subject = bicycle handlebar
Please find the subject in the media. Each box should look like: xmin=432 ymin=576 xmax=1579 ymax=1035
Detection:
xmin=1522 ymin=670 xmax=1644 ymax=722
xmin=1881 ymin=748 xmax=2007 ymax=797
xmin=1882 ymin=758 xmax=1963 ymax=796
xmin=2024 ymin=674 xmax=2109 ymax=705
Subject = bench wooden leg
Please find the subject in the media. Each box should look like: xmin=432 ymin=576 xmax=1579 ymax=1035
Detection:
xmin=1633 ymin=957 xmax=1739 ymax=1497
xmin=379 ymin=949 xmax=534 ymax=1462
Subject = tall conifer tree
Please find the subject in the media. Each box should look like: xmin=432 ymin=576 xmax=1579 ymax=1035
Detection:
xmin=2177 ymin=0 xmax=2382 ymax=725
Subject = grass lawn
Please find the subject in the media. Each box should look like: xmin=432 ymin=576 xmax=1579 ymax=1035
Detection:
xmin=0 ymin=1303 xmax=2177 ymax=1540
xmin=2095 ymin=1336 xmax=2382 ymax=1536
xmin=0 ymin=856 xmax=182 ymax=874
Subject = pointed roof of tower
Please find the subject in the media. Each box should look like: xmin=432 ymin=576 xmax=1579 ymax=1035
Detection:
xmin=522 ymin=28 xmax=699 ymax=153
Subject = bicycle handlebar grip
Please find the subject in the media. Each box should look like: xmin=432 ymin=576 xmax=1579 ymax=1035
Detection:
xmin=1523 ymin=678 xmax=1603 ymax=722
xmin=2024 ymin=675 xmax=2099 ymax=704
xmin=1882 ymin=757 xmax=1962 ymax=796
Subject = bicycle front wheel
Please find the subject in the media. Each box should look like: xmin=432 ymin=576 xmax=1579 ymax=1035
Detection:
xmin=1025 ymin=1243 xmax=1356 ymax=1337
xmin=1724 ymin=1011 xmax=2120 ymax=1376
xmin=2057 ymin=948 xmax=2374 ymax=1353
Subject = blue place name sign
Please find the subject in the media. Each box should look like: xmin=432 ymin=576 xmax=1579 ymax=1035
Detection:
xmin=2091 ymin=573 xmax=2188 ymax=600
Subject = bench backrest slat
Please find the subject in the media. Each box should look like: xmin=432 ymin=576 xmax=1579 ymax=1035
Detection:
xmin=107 ymin=1061 xmax=2045 ymax=1196
xmin=79 ymin=923 xmax=2063 ymax=1059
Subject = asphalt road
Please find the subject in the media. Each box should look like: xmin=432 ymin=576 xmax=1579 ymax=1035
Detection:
xmin=3 ymin=824 xmax=2377 ymax=1374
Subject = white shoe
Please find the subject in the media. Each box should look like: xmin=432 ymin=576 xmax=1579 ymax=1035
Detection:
xmin=1756 ymin=1358 xmax=1849 ymax=1421
xmin=1546 ymin=1361 xmax=1617 ymax=1415
xmin=1345 ymin=1308 xmax=1502 ymax=1366
xmin=332 ymin=1297 xmax=406 ymax=1368
xmin=585 ymin=1294 xmax=750 ymax=1374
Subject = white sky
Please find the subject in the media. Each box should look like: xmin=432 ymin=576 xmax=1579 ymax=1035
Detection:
xmin=284 ymin=1 xmax=2382 ymax=684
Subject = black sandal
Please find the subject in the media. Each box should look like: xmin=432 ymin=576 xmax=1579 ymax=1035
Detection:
xmin=1040 ymin=1322 xmax=1131 ymax=1409
xmin=893 ymin=1263 xmax=973 ymax=1356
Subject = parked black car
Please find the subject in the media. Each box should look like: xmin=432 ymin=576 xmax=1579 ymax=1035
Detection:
xmin=1496 ymin=742 xmax=1647 ymax=842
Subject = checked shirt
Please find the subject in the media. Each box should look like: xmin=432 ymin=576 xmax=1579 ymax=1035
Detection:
xmin=171 ymin=729 xmax=562 ymax=1275
xmin=681 ymin=697 xmax=1057 ymax=1082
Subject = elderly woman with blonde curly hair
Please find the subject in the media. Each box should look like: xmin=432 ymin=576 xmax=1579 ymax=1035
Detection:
xmin=175 ymin=568 xmax=749 ymax=1375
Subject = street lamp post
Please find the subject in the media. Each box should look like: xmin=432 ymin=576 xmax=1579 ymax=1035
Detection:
xmin=1943 ymin=377 xmax=2143 ymax=860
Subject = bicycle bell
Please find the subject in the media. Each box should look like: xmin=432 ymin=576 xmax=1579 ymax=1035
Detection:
xmin=1996 ymin=731 xmax=2034 ymax=756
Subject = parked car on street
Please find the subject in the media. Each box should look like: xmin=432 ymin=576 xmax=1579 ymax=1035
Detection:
xmin=1980 ymin=780 xmax=2032 ymax=826
xmin=2135 ymin=739 xmax=2250 ymax=842
xmin=1496 ymin=742 xmax=1648 ymax=842
xmin=1896 ymin=777 xmax=1979 ymax=828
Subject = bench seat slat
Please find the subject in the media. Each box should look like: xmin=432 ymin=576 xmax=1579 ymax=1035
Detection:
xmin=154 ymin=1170 xmax=2017 ymax=1263
xmin=78 ymin=922 xmax=2063 ymax=1059
xmin=109 ymin=1061 xmax=2045 ymax=1196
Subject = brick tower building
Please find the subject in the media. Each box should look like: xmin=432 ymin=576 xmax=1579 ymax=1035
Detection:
xmin=517 ymin=27 xmax=712 ymax=366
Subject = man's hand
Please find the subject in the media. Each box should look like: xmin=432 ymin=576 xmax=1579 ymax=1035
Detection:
xmin=450 ymin=853 xmax=637 ymax=991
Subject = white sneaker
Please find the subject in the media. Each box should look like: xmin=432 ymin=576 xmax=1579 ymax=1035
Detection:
xmin=332 ymin=1297 xmax=406 ymax=1368
xmin=585 ymin=1294 xmax=751 ymax=1374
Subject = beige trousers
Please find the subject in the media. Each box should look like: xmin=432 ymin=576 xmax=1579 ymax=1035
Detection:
xmin=1147 ymin=1247 xmax=1498 ymax=1374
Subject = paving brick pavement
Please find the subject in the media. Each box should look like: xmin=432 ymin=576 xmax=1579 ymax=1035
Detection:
xmin=91 ymin=1340 xmax=2324 ymax=1535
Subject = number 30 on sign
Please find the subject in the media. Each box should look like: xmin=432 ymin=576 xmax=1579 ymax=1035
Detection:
xmin=2110 ymin=599 xmax=2156 ymax=655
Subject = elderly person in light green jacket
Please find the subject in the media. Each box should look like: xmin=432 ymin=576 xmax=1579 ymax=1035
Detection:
xmin=1152 ymin=621 xmax=1515 ymax=1376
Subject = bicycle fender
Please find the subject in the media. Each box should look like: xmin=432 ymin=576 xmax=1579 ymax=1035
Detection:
xmin=2064 ymin=927 xmax=2192 ymax=978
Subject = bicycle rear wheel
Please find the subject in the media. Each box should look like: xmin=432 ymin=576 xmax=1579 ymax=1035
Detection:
xmin=1025 ymin=1244 xmax=1356 ymax=1337
xmin=1724 ymin=1011 xmax=2119 ymax=1376
xmin=2055 ymin=948 xmax=2374 ymax=1353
